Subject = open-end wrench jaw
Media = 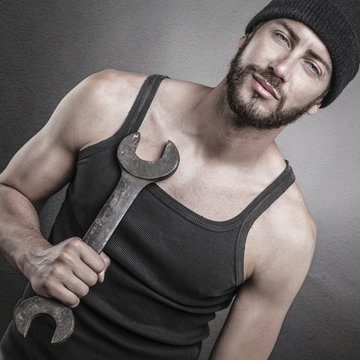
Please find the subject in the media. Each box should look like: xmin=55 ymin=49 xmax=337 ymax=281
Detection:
xmin=118 ymin=132 xmax=179 ymax=181
xmin=15 ymin=296 xmax=75 ymax=344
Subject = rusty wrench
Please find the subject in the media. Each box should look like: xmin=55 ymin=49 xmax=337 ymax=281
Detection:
xmin=14 ymin=132 xmax=179 ymax=344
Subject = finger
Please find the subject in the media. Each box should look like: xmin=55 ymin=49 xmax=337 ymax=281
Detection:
xmin=51 ymin=245 xmax=100 ymax=288
xmin=72 ymin=261 xmax=99 ymax=287
xmin=44 ymin=280 xmax=80 ymax=308
xmin=54 ymin=268 xmax=91 ymax=299
xmin=77 ymin=241 xmax=106 ymax=274
xmin=64 ymin=275 xmax=90 ymax=300
xmin=100 ymin=252 xmax=111 ymax=269
xmin=98 ymin=252 xmax=111 ymax=283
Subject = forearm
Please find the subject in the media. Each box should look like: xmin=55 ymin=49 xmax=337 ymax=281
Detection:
xmin=0 ymin=183 xmax=110 ymax=306
xmin=0 ymin=184 xmax=49 ymax=279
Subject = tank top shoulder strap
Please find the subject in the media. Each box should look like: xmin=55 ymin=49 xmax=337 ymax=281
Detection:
xmin=121 ymin=74 xmax=168 ymax=136
xmin=78 ymin=74 xmax=167 ymax=159
xmin=235 ymin=161 xmax=296 ymax=285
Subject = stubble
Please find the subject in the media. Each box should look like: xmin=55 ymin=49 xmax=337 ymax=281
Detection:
xmin=226 ymin=38 xmax=327 ymax=130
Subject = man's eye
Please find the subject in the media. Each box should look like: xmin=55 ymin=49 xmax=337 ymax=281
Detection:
xmin=308 ymin=63 xmax=320 ymax=74
xmin=276 ymin=33 xmax=289 ymax=44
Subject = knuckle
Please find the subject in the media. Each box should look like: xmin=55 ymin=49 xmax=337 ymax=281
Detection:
xmin=51 ymin=264 xmax=63 ymax=277
xmin=58 ymin=251 xmax=73 ymax=265
xmin=42 ymin=277 xmax=54 ymax=290
xmin=67 ymin=237 xmax=82 ymax=250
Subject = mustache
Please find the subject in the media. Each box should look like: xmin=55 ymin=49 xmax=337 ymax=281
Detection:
xmin=241 ymin=64 xmax=283 ymax=95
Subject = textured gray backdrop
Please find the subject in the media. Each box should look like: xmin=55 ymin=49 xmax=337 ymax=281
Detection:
xmin=1 ymin=1 xmax=360 ymax=359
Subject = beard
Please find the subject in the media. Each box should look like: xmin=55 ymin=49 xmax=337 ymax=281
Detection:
xmin=226 ymin=41 xmax=326 ymax=130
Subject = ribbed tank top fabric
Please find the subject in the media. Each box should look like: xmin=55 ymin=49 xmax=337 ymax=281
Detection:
xmin=1 ymin=74 xmax=295 ymax=360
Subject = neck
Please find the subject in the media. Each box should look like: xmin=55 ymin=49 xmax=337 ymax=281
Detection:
xmin=184 ymin=78 xmax=284 ymax=167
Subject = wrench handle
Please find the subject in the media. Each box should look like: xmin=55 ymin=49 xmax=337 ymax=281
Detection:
xmin=82 ymin=170 xmax=150 ymax=254
xmin=14 ymin=133 xmax=179 ymax=345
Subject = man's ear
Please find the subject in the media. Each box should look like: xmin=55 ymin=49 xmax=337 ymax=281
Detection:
xmin=238 ymin=34 xmax=249 ymax=48
xmin=306 ymin=102 xmax=321 ymax=115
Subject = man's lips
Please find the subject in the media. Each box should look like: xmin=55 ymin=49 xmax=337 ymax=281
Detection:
xmin=252 ymin=74 xmax=279 ymax=100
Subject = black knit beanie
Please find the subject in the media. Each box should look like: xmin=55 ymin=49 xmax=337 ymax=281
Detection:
xmin=245 ymin=0 xmax=360 ymax=107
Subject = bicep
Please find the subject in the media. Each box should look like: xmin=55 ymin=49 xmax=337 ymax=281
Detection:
xmin=0 ymin=70 xmax=116 ymax=206
xmin=0 ymin=78 xmax=89 ymax=206
xmin=0 ymin=126 xmax=76 ymax=208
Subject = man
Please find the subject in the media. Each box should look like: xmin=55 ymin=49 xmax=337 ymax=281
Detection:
xmin=0 ymin=0 xmax=359 ymax=359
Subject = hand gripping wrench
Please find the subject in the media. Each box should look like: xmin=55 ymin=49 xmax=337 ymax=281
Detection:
xmin=14 ymin=132 xmax=179 ymax=344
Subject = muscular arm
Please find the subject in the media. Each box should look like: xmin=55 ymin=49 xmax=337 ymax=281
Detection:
xmin=0 ymin=69 xmax=131 ymax=306
xmin=210 ymin=193 xmax=316 ymax=360
xmin=0 ymin=108 xmax=78 ymax=273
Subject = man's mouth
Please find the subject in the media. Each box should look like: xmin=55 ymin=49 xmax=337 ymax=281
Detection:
xmin=252 ymin=74 xmax=279 ymax=100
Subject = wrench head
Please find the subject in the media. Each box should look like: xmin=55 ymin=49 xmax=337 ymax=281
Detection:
xmin=117 ymin=132 xmax=180 ymax=181
xmin=14 ymin=296 xmax=75 ymax=344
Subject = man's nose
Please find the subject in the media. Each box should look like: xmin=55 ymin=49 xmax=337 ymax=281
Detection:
xmin=268 ymin=55 xmax=295 ymax=83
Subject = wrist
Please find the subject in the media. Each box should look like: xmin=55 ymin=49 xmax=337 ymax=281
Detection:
xmin=17 ymin=231 xmax=50 ymax=280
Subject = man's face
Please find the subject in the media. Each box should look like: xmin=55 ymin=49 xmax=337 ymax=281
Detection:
xmin=226 ymin=18 xmax=333 ymax=130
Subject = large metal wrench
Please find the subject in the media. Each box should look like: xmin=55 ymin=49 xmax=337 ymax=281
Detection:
xmin=14 ymin=132 xmax=179 ymax=344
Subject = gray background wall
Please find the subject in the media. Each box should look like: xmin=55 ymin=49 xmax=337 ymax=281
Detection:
xmin=1 ymin=1 xmax=359 ymax=359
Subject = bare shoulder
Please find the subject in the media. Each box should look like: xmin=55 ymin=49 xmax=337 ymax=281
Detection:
xmin=265 ymin=181 xmax=316 ymax=244
xmin=28 ymin=69 xmax=150 ymax=153
xmin=83 ymin=69 xmax=149 ymax=105
xmin=60 ymin=69 xmax=149 ymax=150
xmin=82 ymin=69 xmax=148 ymax=99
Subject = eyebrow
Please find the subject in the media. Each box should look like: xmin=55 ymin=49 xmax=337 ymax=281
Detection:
xmin=276 ymin=20 xmax=299 ymax=43
xmin=275 ymin=20 xmax=332 ymax=75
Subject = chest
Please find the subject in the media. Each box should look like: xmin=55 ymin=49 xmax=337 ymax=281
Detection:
xmin=159 ymin=172 xmax=264 ymax=222
xmin=135 ymin=118 xmax=270 ymax=223
xmin=135 ymin=140 xmax=267 ymax=222
xmin=71 ymin=146 xmax=247 ymax=300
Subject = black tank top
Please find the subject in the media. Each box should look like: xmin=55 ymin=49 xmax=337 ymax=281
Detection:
xmin=2 ymin=75 xmax=295 ymax=360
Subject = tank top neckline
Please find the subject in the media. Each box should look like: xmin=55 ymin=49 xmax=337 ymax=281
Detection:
xmin=146 ymin=162 xmax=292 ymax=231
xmin=77 ymin=74 xmax=295 ymax=231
